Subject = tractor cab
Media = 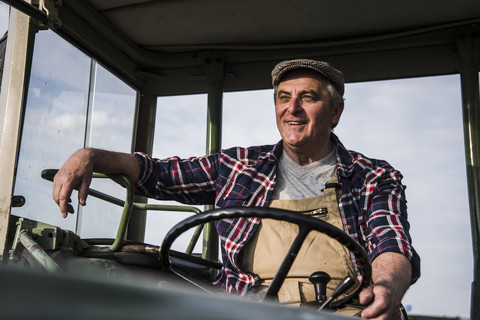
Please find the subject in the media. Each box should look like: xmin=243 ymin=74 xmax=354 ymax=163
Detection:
xmin=1 ymin=1 xmax=479 ymax=319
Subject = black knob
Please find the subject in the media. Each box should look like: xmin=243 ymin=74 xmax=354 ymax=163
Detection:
xmin=309 ymin=271 xmax=331 ymax=303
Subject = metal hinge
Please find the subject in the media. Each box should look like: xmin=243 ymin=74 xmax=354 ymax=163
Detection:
xmin=39 ymin=0 xmax=62 ymax=29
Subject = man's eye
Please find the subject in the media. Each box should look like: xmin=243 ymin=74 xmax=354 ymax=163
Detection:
xmin=302 ymin=95 xmax=315 ymax=102
xmin=278 ymin=95 xmax=290 ymax=102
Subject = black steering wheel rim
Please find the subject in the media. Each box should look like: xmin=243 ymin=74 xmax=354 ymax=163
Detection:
xmin=160 ymin=207 xmax=371 ymax=304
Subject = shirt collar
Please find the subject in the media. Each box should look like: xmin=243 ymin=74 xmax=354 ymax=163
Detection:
xmin=261 ymin=135 xmax=354 ymax=177
xmin=331 ymin=133 xmax=355 ymax=178
xmin=257 ymin=140 xmax=283 ymax=163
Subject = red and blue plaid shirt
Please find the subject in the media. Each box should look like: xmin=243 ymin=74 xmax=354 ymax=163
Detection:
xmin=134 ymin=134 xmax=420 ymax=294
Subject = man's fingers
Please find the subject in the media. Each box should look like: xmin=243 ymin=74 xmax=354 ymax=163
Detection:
xmin=78 ymin=176 xmax=92 ymax=206
xmin=53 ymin=176 xmax=68 ymax=217
xmin=53 ymin=172 xmax=83 ymax=217
xmin=361 ymin=298 xmax=388 ymax=319
xmin=51 ymin=149 xmax=96 ymax=217
xmin=360 ymin=284 xmax=399 ymax=320
xmin=52 ymin=175 xmax=62 ymax=205
xmin=58 ymin=186 xmax=74 ymax=218
xmin=359 ymin=285 xmax=374 ymax=305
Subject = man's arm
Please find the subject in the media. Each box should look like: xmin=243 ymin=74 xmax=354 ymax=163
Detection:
xmin=359 ymin=252 xmax=412 ymax=320
xmin=52 ymin=148 xmax=140 ymax=218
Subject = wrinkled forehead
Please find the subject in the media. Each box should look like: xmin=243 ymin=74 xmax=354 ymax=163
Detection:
xmin=277 ymin=69 xmax=331 ymax=90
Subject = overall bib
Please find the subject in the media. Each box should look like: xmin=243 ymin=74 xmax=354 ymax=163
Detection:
xmin=241 ymin=172 xmax=364 ymax=315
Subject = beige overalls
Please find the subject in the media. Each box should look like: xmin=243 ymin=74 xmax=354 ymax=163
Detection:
xmin=241 ymin=172 xmax=364 ymax=315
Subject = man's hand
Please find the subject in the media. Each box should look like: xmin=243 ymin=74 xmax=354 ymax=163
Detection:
xmin=359 ymin=282 xmax=403 ymax=320
xmin=53 ymin=149 xmax=94 ymax=218
xmin=359 ymin=252 xmax=411 ymax=320
xmin=52 ymin=148 xmax=141 ymax=218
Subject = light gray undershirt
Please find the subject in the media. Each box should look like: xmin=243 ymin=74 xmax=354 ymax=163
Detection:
xmin=271 ymin=148 xmax=337 ymax=200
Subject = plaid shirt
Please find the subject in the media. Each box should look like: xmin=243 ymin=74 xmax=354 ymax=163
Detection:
xmin=134 ymin=134 xmax=420 ymax=294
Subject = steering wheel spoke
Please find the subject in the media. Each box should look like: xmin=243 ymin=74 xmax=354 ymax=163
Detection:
xmin=264 ymin=225 xmax=310 ymax=300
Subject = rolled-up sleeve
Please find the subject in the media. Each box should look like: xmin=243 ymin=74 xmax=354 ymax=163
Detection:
xmin=362 ymin=168 xmax=421 ymax=284
xmin=133 ymin=152 xmax=219 ymax=205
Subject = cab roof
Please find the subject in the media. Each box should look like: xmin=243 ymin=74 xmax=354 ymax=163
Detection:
xmin=31 ymin=0 xmax=480 ymax=94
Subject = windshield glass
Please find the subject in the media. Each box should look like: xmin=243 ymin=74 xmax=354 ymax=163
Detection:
xmin=12 ymin=30 xmax=136 ymax=238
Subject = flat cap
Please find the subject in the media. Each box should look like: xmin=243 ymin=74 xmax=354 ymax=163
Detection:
xmin=271 ymin=59 xmax=344 ymax=96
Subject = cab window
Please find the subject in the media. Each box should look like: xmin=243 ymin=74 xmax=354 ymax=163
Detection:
xmin=12 ymin=30 xmax=136 ymax=238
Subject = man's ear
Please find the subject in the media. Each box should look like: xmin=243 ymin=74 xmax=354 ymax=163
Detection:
xmin=331 ymin=101 xmax=344 ymax=127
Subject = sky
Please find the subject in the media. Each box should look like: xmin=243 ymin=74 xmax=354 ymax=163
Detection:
xmin=0 ymin=2 xmax=476 ymax=318
xmin=0 ymin=4 xmax=6 ymax=37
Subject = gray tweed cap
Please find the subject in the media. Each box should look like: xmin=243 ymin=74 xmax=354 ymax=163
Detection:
xmin=271 ymin=59 xmax=344 ymax=96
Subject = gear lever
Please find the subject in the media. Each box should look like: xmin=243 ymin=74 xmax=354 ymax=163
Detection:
xmin=302 ymin=272 xmax=357 ymax=311
xmin=309 ymin=271 xmax=331 ymax=305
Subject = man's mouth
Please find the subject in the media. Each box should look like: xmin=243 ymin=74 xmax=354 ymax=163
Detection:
xmin=287 ymin=121 xmax=306 ymax=125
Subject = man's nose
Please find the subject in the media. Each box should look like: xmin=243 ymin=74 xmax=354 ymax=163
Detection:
xmin=287 ymin=97 xmax=302 ymax=114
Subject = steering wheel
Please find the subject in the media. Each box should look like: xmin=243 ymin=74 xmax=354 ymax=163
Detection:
xmin=160 ymin=207 xmax=371 ymax=307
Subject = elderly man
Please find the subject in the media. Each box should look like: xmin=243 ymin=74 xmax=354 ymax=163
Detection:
xmin=53 ymin=59 xmax=420 ymax=319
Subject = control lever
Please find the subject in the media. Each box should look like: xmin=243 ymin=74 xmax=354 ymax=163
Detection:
xmin=308 ymin=271 xmax=331 ymax=305
xmin=318 ymin=275 xmax=356 ymax=310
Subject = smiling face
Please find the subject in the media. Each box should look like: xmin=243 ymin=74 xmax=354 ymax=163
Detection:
xmin=275 ymin=69 xmax=344 ymax=165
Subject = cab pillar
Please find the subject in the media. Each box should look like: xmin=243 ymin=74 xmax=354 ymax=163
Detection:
xmin=456 ymin=27 xmax=480 ymax=320
xmin=0 ymin=5 xmax=36 ymax=261
xmin=127 ymin=91 xmax=157 ymax=242
xmin=203 ymin=51 xmax=225 ymax=263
